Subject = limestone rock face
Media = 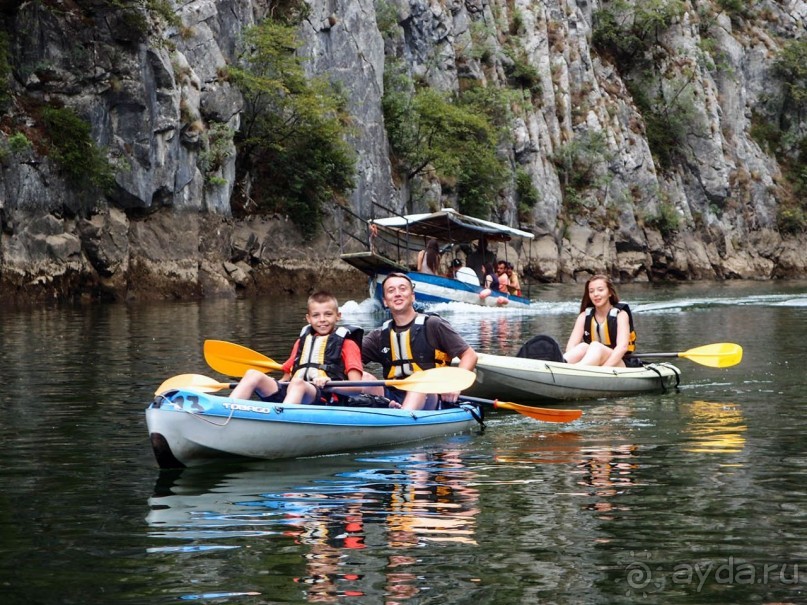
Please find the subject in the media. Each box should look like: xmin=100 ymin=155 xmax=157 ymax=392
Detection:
xmin=0 ymin=0 xmax=805 ymax=305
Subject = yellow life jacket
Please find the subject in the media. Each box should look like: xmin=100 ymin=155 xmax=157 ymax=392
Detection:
xmin=583 ymin=302 xmax=636 ymax=353
xmin=380 ymin=315 xmax=450 ymax=379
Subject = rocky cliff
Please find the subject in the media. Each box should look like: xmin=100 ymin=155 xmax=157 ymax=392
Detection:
xmin=0 ymin=0 xmax=805 ymax=305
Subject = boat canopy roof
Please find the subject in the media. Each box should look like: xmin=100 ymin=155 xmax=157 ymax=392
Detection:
xmin=369 ymin=208 xmax=534 ymax=243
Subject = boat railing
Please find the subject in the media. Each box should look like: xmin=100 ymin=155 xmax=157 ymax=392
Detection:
xmin=337 ymin=202 xmax=421 ymax=267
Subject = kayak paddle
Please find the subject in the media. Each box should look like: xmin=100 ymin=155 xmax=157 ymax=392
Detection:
xmin=459 ymin=395 xmax=582 ymax=423
xmin=634 ymin=342 xmax=742 ymax=368
xmin=155 ymin=366 xmax=477 ymax=396
xmin=204 ymin=339 xmax=285 ymax=375
xmin=156 ymin=373 xmax=236 ymax=394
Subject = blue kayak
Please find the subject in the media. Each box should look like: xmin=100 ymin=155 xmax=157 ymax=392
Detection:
xmin=146 ymin=389 xmax=484 ymax=468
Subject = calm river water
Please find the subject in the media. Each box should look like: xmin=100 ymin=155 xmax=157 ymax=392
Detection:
xmin=1 ymin=280 xmax=806 ymax=604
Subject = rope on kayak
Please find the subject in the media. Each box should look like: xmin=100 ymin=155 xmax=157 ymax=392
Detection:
xmin=646 ymin=363 xmax=680 ymax=393
xmin=460 ymin=403 xmax=485 ymax=430
xmin=544 ymin=362 xmax=558 ymax=384
xmin=664 ymin=362 xmax=681 ymax=390
xmin=186 ymin=404 xmax=237 ymax=426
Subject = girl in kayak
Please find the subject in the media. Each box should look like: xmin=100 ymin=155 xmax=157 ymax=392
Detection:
xmin=564 ymin=274 xmax=638 ymax=367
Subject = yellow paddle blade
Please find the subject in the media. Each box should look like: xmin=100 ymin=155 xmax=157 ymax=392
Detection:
xmin=386 ymin=367 xmax=477 ymax=394
xmin=204 ymin=340 xmax=285 ymax=377
xmin=155 ymin=373 xmax=233 ymax=395
xmin=679 ymin=343 xmax=743 ymax=368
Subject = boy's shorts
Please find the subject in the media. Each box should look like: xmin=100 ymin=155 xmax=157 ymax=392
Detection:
xmin=257 ymin=381 xmax=288 ymax=402
xmin=260 ymin=382 xmax=330 ymax=405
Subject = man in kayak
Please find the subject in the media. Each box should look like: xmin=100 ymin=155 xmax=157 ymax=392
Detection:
xmin=230 ymin=291 xmax=364 ymax=403
xmin=362 ymin=272 xmax=478 ymax=410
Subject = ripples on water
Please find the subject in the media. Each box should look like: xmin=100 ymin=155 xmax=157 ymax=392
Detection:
xmin=1 ymin=282 xmax=807 ymax=604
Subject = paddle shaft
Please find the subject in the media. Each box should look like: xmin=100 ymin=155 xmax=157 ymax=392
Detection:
xmin=460 ymin=395 xmax=582 ymax=423
xmin=169 ymin=379 xmax=378 ymax=391
xmin=158 ymin=366 xmax=476 ymax=395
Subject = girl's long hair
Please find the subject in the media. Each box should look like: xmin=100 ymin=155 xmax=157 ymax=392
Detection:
xmin=424 ymin=238 xmax=440 ymax=273
xmin=579 ymin=274 xmax=620 ymax=313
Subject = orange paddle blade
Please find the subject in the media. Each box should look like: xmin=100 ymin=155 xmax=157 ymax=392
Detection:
xmin=495 ymin=400 xmax=583 ymax=423
xmin=461 ymin=395 xmax=582 ymax=423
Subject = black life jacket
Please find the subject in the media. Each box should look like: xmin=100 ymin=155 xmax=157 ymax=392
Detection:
xmin=291 ymin=324 xmax=363 ymax=381
xmin=379 ymin=314 xmax=450 ymax=379
xmin=583 ymin=302 xmax=637 ymax=353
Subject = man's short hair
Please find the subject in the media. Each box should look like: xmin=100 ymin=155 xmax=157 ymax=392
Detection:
xmin=381 ymin=272 xmax=414 ymax=289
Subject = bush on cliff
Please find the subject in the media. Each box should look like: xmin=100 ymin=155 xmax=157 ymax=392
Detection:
xmin=228 ymin=20 xmax=355 ymax=241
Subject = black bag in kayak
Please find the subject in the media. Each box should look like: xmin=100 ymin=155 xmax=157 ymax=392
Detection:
xmin=516 ymin=334 xmax=566 ymax=362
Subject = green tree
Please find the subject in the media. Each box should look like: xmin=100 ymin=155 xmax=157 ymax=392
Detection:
xmin=592 ymin=0 xmax=686 ymax=69
xmin=382 ymin=65 xmax=509 ymax=216
xmin=42 ymin=106 xmax=114 ymax=192
xmin=773 ymin=39 xmax=807 ymax=120
xmin=229 ymin=20 xmax=355 ymax=240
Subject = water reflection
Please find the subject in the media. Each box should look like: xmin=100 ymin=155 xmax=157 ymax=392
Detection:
xmin=576 ymin=443 xmax=640 ymax=520
xmin=681 ymin=400 xmax=747 ymax=455
xmin=477 ymin=317 xmax=524 ymax=355
xmin=494 ymin=431 xmax=582 ymax=465
xmin=146 ymin=449 xmax=480 ymax=602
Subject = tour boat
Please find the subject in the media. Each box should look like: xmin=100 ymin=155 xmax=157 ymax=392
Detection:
xmin=339 ymin=207 xmax=534 ymax=308
xmin=146 ymin=389 xmax=484 ymax=468
xmin=468 ymin=352 xmax=682 ymax=402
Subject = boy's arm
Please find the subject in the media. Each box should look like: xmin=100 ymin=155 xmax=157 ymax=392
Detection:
xmin=341 ymin=339 xmax=363 ymax=380
xmin=281 ymin=339 xmax=300 ymax=377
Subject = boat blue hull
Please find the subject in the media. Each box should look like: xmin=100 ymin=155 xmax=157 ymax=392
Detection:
xmin=371 ymin=272 xmax=531 ymax=308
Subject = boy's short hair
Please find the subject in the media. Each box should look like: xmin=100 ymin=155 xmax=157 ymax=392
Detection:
xmin=308 ymin=290 xmax=339 ymax=309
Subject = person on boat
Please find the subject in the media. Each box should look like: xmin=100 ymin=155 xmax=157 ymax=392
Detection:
xmin=416 ymin=238 xmax=441 ymax=275
xmin=481 ymin=263 xmax=495 ymax=290
xmin=505 ymin=262 xmax=522 ymax=297
xmin=361 ymin=272 xmax=478 ymax=410
xmin=229 ymin=291 xmax=364 ymax=404
xmin=467 ymin=236 xmax=497 ymax=283
xmin=449 ymin=258 xmax=481 ymax=286
xmin=563 ymin=274 xmax=639 ymax=367
xmin=494 ymin=260 xmax=510 ymax=293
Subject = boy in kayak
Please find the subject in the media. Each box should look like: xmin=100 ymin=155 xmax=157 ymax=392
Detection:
xmin=361 ymin=272 xmax=478 ymax=410
xmin=230 ymin=291 xmax=364 ymax=404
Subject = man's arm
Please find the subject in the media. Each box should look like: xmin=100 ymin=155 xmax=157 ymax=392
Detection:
xmin=361 ymin=329 xmax=381 ymax=364
xmin=455 ymin=346 xmax=478 ymax=371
